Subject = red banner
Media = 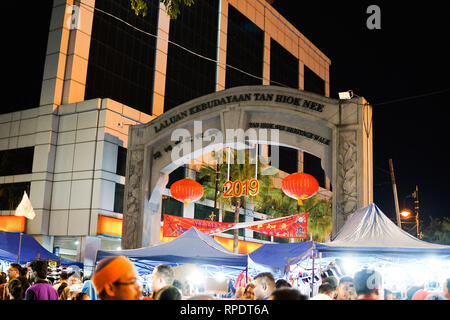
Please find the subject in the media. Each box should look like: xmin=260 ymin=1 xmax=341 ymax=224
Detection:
xmin=163 ymin=214 xmax=235 ymax=237
xmin=163 ymin=213 xmax=309 ymax=238
xmin=247 ymin=213 xmax=309 ymax=238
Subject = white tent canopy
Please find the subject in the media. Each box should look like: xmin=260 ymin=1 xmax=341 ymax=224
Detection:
xmin=316 ymin=203 xmax=450 ymax=257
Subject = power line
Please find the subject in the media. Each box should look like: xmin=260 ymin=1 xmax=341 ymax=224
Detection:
xmin=372 ymin=88 xmax=450 ymax=107
xmin=78 ymin=2 xmax=292 ymax=89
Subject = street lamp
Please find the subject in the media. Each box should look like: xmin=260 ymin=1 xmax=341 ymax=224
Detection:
xmin=400 ymin=209 xmax=411 ymax=218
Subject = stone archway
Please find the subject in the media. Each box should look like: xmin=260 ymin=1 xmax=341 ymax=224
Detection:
xmin=123 ymin=86 xmax=372 ymax=249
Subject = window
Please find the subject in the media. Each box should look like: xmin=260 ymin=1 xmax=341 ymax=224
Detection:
xmin=0 ymin=147 xmax=34 ymax=176
xmin=167 ymin=166 xmax=187 ymax=189
xmin=253 ymin=217 xmax=271 ymax=241
xmin=222 ymin=210 xmax=244 ymax=237
xmin=273 ymin=236 xmax=290 ymax=243
xmin=113 ymin=183 xmax=124 ymax=213
xmin=161 ymin=196 xmax=184 ymax=221
xmin=85 ymin=0 xmax=159 ymax=115
xmin=0 ymin=182 xmax=31 ymax=210
xmin=225 ymin=5 xmax=264 ymax=88
xmin=303 ymin=65 xmax=325 ymax=96
xmin=270 ymin=146 xmax=298 ymax=174
xmin=194 ymin=203 xmax=218 ymax=221
xmin=116 ymin=146 xmax=127 ymax=176
xmin=303 ymin=152 xmax=325 ymax=188
xmin=270 ymin=39 xmax=299 ymax=89
xmin=164 ymin=0 xmax=219 ymax=111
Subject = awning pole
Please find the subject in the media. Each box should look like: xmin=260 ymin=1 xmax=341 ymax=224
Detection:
xmin=17 ymin=232 xmax=23 ymax=263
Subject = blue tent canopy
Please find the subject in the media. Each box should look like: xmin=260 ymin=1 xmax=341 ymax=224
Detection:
xmin=0 ymin=231 xmax=83 ymax=267
xmin=249 ymin=242 xmax=314 ymax=274
xmin=96 ymin=227 xmax=248 ymax=273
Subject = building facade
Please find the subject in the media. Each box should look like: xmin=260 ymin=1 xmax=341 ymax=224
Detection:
xmin=0 ymin=0 xmax=342 ymax=269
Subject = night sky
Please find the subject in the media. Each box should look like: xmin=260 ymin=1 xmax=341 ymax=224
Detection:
xmin=3 ymin=1 xmax=449 ymax=225
xmin=271 ymin=1 xmax=450 ymax=224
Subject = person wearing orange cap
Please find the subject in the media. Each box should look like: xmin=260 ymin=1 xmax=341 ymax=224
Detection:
xmin=92 ymin=256 xmax=142 ymax=300
xmin=411 ymin=289 xmax=430 ymax=300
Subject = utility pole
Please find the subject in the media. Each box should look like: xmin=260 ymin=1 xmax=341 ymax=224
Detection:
xmin=389 ymin=159 xmax=402 ymax=228
xmin=413 ymin=185 xmax=420 ymax=238
xmin=212 ymin=163 xmax=220 ymax=220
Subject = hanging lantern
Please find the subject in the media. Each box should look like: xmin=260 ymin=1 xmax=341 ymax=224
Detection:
xmin=170 ymin=177 xmax=204 ymax=207
xmin=281 ymin=172 xmax=319 ymax=206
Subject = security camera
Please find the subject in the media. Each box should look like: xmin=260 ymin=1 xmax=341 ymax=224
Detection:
xmin=338 ymin=90 xmax=354 ymax=100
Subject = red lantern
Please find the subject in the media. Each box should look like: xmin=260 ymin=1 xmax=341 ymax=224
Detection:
xmin=170 ymin=177 xmax=204 ymax=207
xmin=281 ymin=172 xmax=319 ymax=206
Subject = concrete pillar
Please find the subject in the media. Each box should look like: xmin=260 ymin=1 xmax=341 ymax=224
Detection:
xmin=40 ymin=0 xmax=72 ymax=108
xmin=298 ymin=150 xmax=304 ymax=172
xmin=216 ymin=0 xmax=228 ymax=91
xmin=263 ymin=33 xmax=271 ymax=85
xmin=153 ymin=3 xmax=171 ymax=115
xmin=62 ymin=0 xmax=95 ymax=104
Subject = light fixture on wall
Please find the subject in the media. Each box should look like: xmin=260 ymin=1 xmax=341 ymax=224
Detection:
xmin=118 ymin=121 xmax=136 ymax=128
xmin=338 ymin=90 xmax=354 ymax=100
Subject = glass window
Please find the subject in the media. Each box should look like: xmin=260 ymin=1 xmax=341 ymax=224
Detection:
xmin=273 ymin=236 xmax=290 ymax=243
xmin=253 ymin=217 xmax=271 ymax=241
xmin=0 ymin=182 xmax=31 ymax=210
xmin=161 ymin=196 xmax=184 ymax=221
xmin=303 ymin=152 xmax=325 ymax=188
xmin=270 ymin=146 xmax=298 ymax=174
xmin=303 ymin=65 xmax=325 ymax=96
xmin=222 ymin=210 xmax=244 ymax=237
xmin=53 ymin=237 xmax=80 ymax=262
xmin=225 ymin=5 xmax=264 ymax=88
xmin=114 ymin=183 xmax=124 ymax=213
xmin=167 ymin=166 xmax=187 ymax=189
xmin=270 ymin=38 xmax=299 ymax=89
xmin=116 ymin=146 xmax=127 ymax=176
xmin=164 ymin=0 xmax=219 ymax=111
xmin=194 ymin=203 xmax=218 ymax=221
xmin=85 ymin=0 xmax=159 ymax=115
xmin=0 ymin=147 xmax=34 ymax=176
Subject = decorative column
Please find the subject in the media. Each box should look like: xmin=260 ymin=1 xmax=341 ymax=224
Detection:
xmin=333 ymin=98 xmax=373 ymax=236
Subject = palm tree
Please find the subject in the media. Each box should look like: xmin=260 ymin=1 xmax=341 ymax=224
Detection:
xmin=198 ymin=148 xmax=333 ymax=248
xmin=197 ymin=148 xmax=277 ymax=252
xmin=298 ymin=197 xmax=332 ymax=242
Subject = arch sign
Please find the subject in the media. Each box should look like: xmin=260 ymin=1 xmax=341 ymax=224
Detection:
xmin=123 ymin=86 xmax=373 ymax=249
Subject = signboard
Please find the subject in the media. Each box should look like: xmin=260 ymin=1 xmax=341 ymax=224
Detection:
xmin=163 ymin=214 xmax=235 ymax=237
xmin=247 ymin=213 xmax=309 ymax=239
xmin=163 ymin=213 xmax=309 ymax=238
xmin=223 ymin=179 xmax=260 ymax=197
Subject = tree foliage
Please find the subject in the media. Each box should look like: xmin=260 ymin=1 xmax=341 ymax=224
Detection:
xmin=197 ymin=149 xmax=333 ymax=246
xmin=421 ymin=217 xmax=450 ymax=245
xmin=198 ymin=149 xmax=276 ymax=252
xmin=130 ymin=0 xmax=195 ymax=19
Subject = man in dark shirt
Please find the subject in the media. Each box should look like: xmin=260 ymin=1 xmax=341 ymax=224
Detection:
xmin=0 ymin=263 xmax=22 ymax=300
xmin=25 ymin=260 xmax=59 ymax=300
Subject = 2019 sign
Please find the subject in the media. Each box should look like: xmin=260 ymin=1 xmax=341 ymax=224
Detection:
xmin=223 ymin=179 xmax=260 ymax=197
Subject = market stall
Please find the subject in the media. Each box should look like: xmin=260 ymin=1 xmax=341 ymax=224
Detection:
xmin=316 ymin=203 xmax=450 ymax=257
xmin=0 ymin=231 xmax=83 ymax=267
xmin=96 ymin=227 xmax=249 ymax=272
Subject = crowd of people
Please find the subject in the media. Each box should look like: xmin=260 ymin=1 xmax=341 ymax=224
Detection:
xmin=0 ymin=256 xmax=449 ymax=301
